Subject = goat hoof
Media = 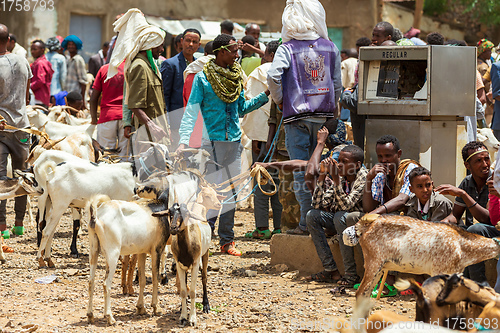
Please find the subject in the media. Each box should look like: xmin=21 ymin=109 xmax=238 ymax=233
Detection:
xmin=70 ymin=250 xmax=79 ymax=258
xmin=136 ymin=306 xmax=146 ymax=315
xmin=0 ymin=258 xmax=6 ymax=264
xmin=87 ymin=313 xmax=94 ymax=324
xmin=38 ymin=257 xmax=47 ymax=268
xmin=105 ymin=314 xmax=116 ymax=326
xmin=152 ymin=306 xmax=161 ymax=316
xmin=45 ymin=258 xmax=55 ymax=268
xmin=179 ymin=318 xmax=188 ymax=327
xmin=203 ymin=304 xmax=210 ymax=314
xmin=160 ymin=274 xmax=168 ymax=285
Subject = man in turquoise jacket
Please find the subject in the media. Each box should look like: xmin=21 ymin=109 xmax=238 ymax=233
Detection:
xmin=177 ymin=33 xmax=270 ymax=256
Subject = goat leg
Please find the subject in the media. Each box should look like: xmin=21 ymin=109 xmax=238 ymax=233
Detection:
xmin=121 ymin=255 xmax=129 ymax=295
xmin=201 ymin=251 xmax=210 ymax=314
xmin=70 ymin=219 xmax=80 ymax=257
xmin=136 ymin=253 xmax=147 ymax=315
xmin=126 ymin=255 xmax=137 ymax=295
xmin=36 ymin=210 xmax=44 ymax=247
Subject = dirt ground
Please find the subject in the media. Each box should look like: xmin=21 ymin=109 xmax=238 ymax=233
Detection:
xmin=0 ymin=198 xmax=417 ymax=332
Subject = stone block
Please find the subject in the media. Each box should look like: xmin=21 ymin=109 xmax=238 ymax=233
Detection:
xmin=270 ymin=233 xmax=364 ymax=277
xmin=270 ymin=234 xmax=498 ymax=287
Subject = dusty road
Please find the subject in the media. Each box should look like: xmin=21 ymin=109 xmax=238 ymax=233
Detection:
xmin=0 ymin=199 xmax=416 ymax=332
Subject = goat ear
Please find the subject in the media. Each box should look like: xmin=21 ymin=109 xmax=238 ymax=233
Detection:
xmin=216 ymin=194 xmax=226 ymax=201
xmin=152 ymin=210 xmax=170 ymax=217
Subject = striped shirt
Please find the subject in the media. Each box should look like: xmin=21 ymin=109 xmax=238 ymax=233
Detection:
xmin=65 ymin=54 xmax=87 ymax=92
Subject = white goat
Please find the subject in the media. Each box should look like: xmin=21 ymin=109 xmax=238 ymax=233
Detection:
xmin=27 ymin=132 xmax=96 ymax=165
xmin=28 ymin=133 xmax=97 ymax=257
xmin=33 ymin=150 xmax=136 ymax=268
xmin=47 ymin=105 xmax=91 ymax=126
xmin=87 ymin=192 xmax=170 ymax=325
xmin=353 ymin=214 xmax=500 ymax=298
xmin=27 ymin=107 xmax=95 ymax=140
xmin=477 ymin=128 xmax=500 ymax=162
xmin=165 ymin=186 xmax=223 ymax=327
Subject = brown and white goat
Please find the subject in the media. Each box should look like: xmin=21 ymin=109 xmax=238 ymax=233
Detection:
xmin=159 ymin=186 xmax=223 ymax=327
xmin=354 ymin=214 xmax=500 ymax=298
xmin=87 ymin=191 xmax=170 ymax=325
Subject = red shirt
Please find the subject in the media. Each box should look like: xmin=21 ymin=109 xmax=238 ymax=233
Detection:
xmin=92 ymin=63 xmax=124 ymax=124
xmin=30 ymin=55 xmax=53 ymax=106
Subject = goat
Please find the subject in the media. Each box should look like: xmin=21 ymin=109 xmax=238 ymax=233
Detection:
xmin=47 ymin=105 xmax=91 ymax=126
xmin=477 ymin=128 xmax=499 ymax=162
xmin=354 ymin=214 xmax=500 ymax=299
xmin=33 ymin=150 xmax=136 ymax=268
xmin=471 ymin=298 xmax=500 ymax=331
xmin=29 ymin=134 xmax=97 ymax=258
xmin=27 ymin=132 xmax=96 ymax=165
xmin=87 ymin=192 xmax=170 ymax=325
xmin=436 ymin=273 xmax=498 ymax=308
xmin=27 ymin=107 xmax=95 ymax=140
xmin=160 ymin=186 xmax=223 ymax=327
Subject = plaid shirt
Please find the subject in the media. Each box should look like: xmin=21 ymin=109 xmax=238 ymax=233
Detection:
xmin=312 ymin=166 xmax=367 ymax=212
xmin=371 ymin=163 xmax=418 ymax=204
xmin=65 ymin=54 xmax=88 ymax=92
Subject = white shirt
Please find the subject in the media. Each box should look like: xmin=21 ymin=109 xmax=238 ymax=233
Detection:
xmin=241 ymin=62 xmax=271 ymax=142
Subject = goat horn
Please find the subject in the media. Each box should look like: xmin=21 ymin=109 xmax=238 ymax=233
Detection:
xmin=60 ymin=105 xmax=81 ymax=114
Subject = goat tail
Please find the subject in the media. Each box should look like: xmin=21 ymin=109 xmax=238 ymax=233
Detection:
xmin=89 ymin=195 xmax=110 ymax=229
xmin=351 ymin=296 xmax=374 ymax=333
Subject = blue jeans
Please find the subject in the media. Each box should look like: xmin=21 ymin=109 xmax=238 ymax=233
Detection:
xmin=467 ymin=223 xmax=500 ymax=287
xmin=285 ymin=119 xmax=324 ymax=231
xmin=253 ymin=143 xmax=282 ymax=230
xmin=307 ymin=209 xmax=362 ymax=274
xmin=306 ymin=209 xmax=337 ymax=271
xmin=203 ymin=141 xmax=242 ymax=246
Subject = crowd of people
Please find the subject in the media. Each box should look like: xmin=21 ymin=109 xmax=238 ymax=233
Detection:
xmin=1 ymin=0 xmax=500 ymax=299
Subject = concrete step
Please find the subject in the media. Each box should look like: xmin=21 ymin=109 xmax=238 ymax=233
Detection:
xmin=270 ymin=233 xmax=498 ymax=287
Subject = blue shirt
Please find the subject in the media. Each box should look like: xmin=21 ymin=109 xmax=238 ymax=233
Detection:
xmin=160 ymin=52 xmax=191 ymax=112
xmin=179 ymin=71 xmax=269 ymax=145
xmin=46 ymin=51 xmax=67 ymax=96
xmin=491 ymin=61 xmax=500 ymax=130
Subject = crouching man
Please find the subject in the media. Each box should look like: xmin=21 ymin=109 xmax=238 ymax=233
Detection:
xmin=306 ymin=144 xmax=367 ymax=286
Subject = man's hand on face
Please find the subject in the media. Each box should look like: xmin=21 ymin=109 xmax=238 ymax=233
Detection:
xmin=366 ymin=163 xmax=389 ymax=181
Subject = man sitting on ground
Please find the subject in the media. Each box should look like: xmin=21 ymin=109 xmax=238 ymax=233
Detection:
xmin=436 ymin=141 xmax=494 ymax=286
xmin=306 ymin=144 xmax=367 ymax=286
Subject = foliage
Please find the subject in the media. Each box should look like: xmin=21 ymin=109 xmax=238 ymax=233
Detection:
xmin=424 ymin=0 xmax=500 ymax=27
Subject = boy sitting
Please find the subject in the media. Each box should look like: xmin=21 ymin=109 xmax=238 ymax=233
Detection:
xmin=405 ymin=167 xmax=454 ymax=221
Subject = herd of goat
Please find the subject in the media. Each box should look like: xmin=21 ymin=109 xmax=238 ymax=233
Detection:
xmin=2 ymin=105 xmax=500 ymax=330
xmin=0 ymin=105 xmax=219 ymax=326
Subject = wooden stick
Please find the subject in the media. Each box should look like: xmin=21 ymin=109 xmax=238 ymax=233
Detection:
xmin=376 ymin=270 xmax=389 ymax=300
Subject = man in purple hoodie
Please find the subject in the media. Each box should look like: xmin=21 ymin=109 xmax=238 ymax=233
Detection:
xmin=267 ymin=0 xmax=342 ymax=235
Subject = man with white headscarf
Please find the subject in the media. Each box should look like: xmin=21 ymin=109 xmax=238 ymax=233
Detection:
xmin=109 ymin=8 xmax=169 ymax=143
xmin=267 ymin=0 xmax=342 ymax=235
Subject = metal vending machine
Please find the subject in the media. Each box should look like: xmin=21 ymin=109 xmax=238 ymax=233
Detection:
xmin=358 ymin=45 xmax=476 ymax=186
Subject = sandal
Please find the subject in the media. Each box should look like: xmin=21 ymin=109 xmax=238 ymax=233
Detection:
xmin=272 ymin=229 xmax=281 ymax=235
xmin=306 ymin=270 xmax=341 ymax=283
xmin=2 ymin=245 xmax=13 ymax=253
xmin=371 ymin=283 xmax=398 ymax=298
xmin=221 ymin=242 xmax=242 ymax=256
xmin=244 ymin=229 xmax=271 ymax=239
xmin=1 ymin=230 xmax=9 ymax=239
xmin=400 ymin=281 xmax=421 ymax=296
xmin=11 ymin=226 xmax=24 ymax=236
xmin=337 ymin=274 xmax=360 ymax=288
xmin=353 ymin=281 xmax=398 ymax=297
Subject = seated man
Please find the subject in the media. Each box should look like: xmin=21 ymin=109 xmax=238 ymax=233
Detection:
xmin=363 ymin=135 xmax=419 ymax=215
xmin=405 ymin=166 xmax=454 ymax=222
xmin=306 ymin=144 xmax=367 ymax=285
xmin=436 ymin=141 xmax=494 ymax=285
xmin=362 ymin=134 xmax=419 ymax=295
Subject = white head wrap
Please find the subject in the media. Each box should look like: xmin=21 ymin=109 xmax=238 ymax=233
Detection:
xmin=107 ymin=8 xmax=166 ymax=81
xmin=281 ymin=0 xmax=329 ymax=43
